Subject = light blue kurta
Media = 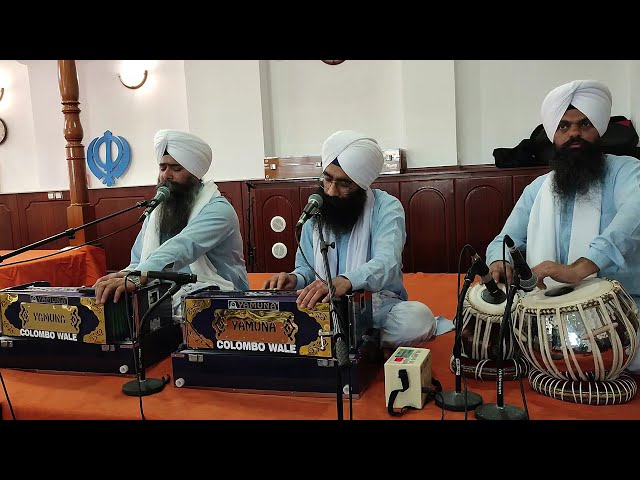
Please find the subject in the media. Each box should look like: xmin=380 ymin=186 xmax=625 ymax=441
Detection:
xmin=125 ymin=195 xmax=249 ymax=291
xmin=487 ymin=154 xmax=640 ymax=373
xmin=486 ymin=154 xmax=640 ymax=307
xmin=292 ymin=189 xmax=407 ymax=300
xmin=292 ymin=189 xmax=439 ymax=348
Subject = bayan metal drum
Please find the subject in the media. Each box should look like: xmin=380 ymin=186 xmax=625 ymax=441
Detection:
xmin=450 ymin=282 xmax=528 ymax=380
xmin=513 ymin=277 xmax=639 ymax=405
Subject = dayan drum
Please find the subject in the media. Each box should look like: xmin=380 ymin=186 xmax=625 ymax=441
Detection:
xmin=513 ymin=277 xmax=639 ymax=405
xmin=450 ymin=282 xmax=528 ymax=380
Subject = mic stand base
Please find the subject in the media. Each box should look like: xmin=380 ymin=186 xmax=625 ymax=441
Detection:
xmin=435 ymin=389 xmax=483 ymax=412
xmin=122 ymin=376 xmax=170 ymax=397
xmin=475 ymin=403 xmax=527 ymax=421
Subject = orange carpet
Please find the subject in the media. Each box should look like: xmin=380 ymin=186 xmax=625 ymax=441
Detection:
xmin=1 ymin=272 xmax=639 ymax=420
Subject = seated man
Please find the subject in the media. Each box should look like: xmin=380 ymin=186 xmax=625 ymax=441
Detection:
xmin=485 ymin=79 xmax=640 ymax=373
xmin=94 ymin=129 xmax=249 ymax=313
xmin=263 ymin=130 xmax=437 ymax=350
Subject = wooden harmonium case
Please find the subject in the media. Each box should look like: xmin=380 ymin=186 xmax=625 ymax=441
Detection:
xmin=172 ymin=288 xmax=383 ymax=397
xmin=0 ymin=281 xmax=182 ymax=375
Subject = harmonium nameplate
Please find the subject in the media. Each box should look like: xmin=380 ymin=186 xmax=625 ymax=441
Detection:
xmin=182 ymin=289 xmax=336 ymax=358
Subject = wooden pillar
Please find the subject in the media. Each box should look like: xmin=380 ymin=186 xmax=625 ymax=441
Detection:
xmin=58 ymin=60 xmax=96 ymax=245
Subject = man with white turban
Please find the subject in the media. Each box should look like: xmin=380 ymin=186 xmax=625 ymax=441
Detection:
xmin=484 ymin=80 xmax=640 ymax=373
xmin=94 ymin=129 xmax=249 ymax=314
xmin=264 ymin=130 xmax=442 ymax=350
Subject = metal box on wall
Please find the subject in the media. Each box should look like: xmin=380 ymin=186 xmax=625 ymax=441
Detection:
xmin=264 ymin=156 xmax=323 ymax=181
xmin=381 ymin=148 xmax=407 ymax=175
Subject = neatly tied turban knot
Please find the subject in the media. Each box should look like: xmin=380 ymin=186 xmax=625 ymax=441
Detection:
xmin=321 ymin=130 xmax=384 ymax=190
xmin=154 ymin=129 xmax=212 ymax=179
xmin=540 ymin=80 xmax=612 ymax=142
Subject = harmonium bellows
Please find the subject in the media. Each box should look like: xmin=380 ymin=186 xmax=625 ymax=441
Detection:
xmin=0 ymin=282 xmax=182 ymax=375
xmin=171 ymin=288 xmax=383 ymax=397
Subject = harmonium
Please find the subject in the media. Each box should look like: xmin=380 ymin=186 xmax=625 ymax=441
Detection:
xmin=0 ymin=281 xmax=182 ymax=375
xmin=171 ymin=288 xmax=383 ymax=398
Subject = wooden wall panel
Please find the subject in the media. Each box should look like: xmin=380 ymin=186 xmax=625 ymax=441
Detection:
xmin=244 ymin=182 xmax=258 ymax=272
xmin=217 ymin=180 xmax=251 ymax=270
xmin=88 ymin=186 xmax=153 ymax=272
xmin=455 ymin=176 xmax=513 ymax=272
xmin=372 ymin=177 xmax=400 ymax=199
xmin=217 ymin=181 xmax=244 ymax=225
xmin=0 ymin=194 xmax=21 ymax=250
xmin=4 ymin=165 xmax=550 ymax=275
xmin=252 ymin=185 xmax=301 ymax=273
xmin=513 ymin=169 xmax=549 ymax=206
xmin=16 ymin=192 xmax=72 ymax=251
xmin=401 ymin=180 xmax=455 ymax=273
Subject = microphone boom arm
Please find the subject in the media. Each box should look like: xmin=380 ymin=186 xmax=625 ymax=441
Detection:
xmin=0 ymin=200 xmax=148 ymax=264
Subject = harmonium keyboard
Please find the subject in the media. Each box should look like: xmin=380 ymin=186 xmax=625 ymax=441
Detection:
xmin=171 ymin=288 xmax=383 ymax=398
xmin=0 ymin=281 xmax=182 ymax=375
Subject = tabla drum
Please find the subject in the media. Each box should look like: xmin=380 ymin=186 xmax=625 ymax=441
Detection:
xmin=513 ymin=277 xmax=639 ymax=405
xmin=449 ymin=282 xmax=528 ymax=380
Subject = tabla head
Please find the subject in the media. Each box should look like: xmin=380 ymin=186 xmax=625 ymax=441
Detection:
xmin=521 ymin=277 xmax=619 ymax=310
xmin=465 ymin=282 xmax=519 ymax=317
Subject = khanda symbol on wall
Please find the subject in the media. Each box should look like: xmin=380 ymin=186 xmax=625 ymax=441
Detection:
xmin=86 ymin=130 xmax=131 ymax=187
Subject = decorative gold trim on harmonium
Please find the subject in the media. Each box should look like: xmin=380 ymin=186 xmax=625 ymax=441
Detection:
xmin=0 ymin=286 xmax=132 ymax=344
xmin=182 ymin=289 xmax=334 ymax=357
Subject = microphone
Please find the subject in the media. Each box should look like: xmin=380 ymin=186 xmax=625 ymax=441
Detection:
xmin=296 ymin=193 xmax=323 ymax=229
xmin=468 ymin=247 xmax=506 ymax=304
xmin=138 ymin=185 xmax=171 ymax=222
xmin=504 ymin=234 xmax=538 ymax=292
xmin=128 ymin=270 xmax=198 ymax=284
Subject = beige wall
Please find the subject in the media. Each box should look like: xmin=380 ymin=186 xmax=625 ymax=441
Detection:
xmin=0 ymin=59 xmax=638 ymax=194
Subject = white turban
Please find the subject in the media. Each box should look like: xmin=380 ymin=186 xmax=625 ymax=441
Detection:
xmin=540 ymin=80 xmax=612 ymax=142
xmin=321 ymin=130 xmax=384 ymax=190
xmin=153 ymin=129 xmax=212 ymax=179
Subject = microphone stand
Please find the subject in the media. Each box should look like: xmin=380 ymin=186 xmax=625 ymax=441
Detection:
xmin=122 ymin=280 xmax=182 ymax=396
xmin=474 ymin=270 xmax=527 ymax=420
xmin=435 ymin=261 xmax=483 ymax=412
xmin=316 ymin=216 xmax=350 ymax=421
xmin=0 ymin=200 xmax=150 ymax=264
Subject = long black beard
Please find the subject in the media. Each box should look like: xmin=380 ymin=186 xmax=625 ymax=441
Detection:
xmin=156 ymin=178 xmax=201 ymax=241
xmin=549 ymin=137 xmax=606 ymax=200
xmin=316 ymin=185 xmax=368 ymax=236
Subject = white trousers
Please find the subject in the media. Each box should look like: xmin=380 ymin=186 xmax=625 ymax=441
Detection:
xmin=373 ymin=294 xmax=436 ymax=349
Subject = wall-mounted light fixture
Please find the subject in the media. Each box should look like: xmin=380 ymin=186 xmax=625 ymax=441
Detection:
xmin=118 ymin=62 xmax=148 ymax=89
